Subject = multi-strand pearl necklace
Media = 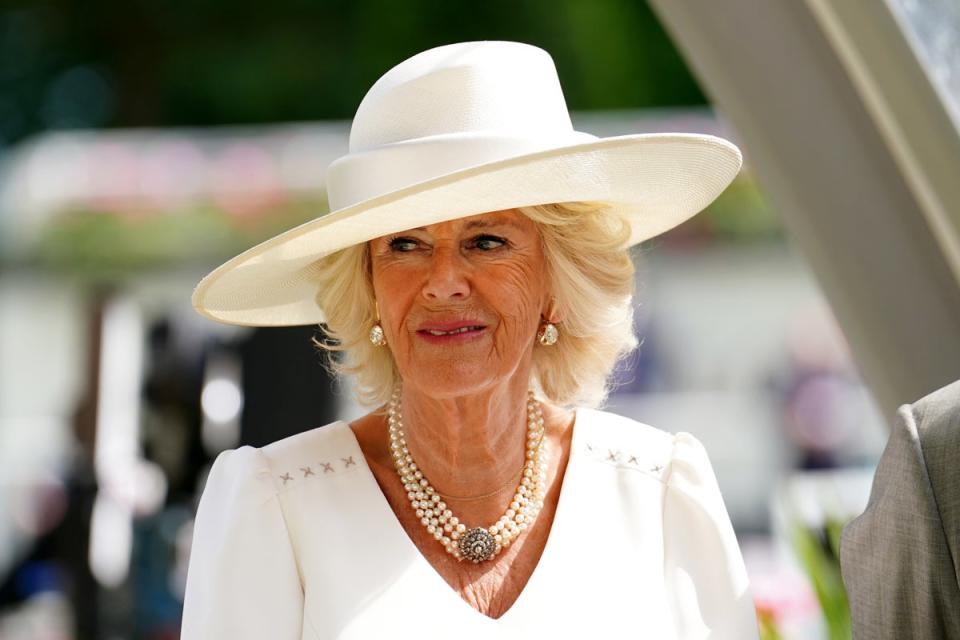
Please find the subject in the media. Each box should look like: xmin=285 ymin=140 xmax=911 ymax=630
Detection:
xmin=387 ymin=388 xmax=548 ymax=563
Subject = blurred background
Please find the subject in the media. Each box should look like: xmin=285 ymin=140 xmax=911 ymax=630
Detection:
xmin=1 ymin=1 xmax=958 ymax=638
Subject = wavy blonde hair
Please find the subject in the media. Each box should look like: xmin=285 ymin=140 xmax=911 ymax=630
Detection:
xmin=311 ymin=202 xmax=637 ymax=408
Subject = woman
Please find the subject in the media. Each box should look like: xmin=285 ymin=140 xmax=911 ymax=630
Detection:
xmin=183 ymin=41 xmax=757 ymax=638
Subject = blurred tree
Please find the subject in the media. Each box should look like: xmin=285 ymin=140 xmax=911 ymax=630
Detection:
xmin=0 ymin=0 xmax=703 ymax=146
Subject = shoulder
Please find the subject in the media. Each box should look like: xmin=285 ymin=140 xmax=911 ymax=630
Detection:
xmin=203 ymin=421 xmax=357 ymax=498
xmin=873 ymin=379 xmax=960 ymax=503
xmin=841 ymin=380 xmax=960 ymax=562
xmin=910 ymin=379 xmax=960 ymax=477
xmin=879 ymin=379 xmax=960 ymax=535
xmin=259 ymin=419 xmax=354 ymax=464
xmin=257 ymin=421 xmax=362 ymax=492
xmin=574 ymin=406 xmax=674 ymax=450
xmin=839 ymin=380 xmax=960 ymax=635
xmin=200 ymin=445 xmax=273 ymax=511
xmin=912 ymin=377 xmax=960 ymax=424
xmin=573 ymin=407 xmax=711 ymax=486
xmin=910 ymin=380 xmax=960 ymax=536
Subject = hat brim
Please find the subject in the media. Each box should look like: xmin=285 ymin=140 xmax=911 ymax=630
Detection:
xmin=191 ymin=133 xmax=741 ymax=327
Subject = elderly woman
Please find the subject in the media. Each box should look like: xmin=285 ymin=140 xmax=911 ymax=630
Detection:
xmin=183 ymin=41 xmax=757 ymax=638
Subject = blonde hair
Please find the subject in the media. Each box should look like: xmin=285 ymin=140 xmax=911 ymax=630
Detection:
xmin=312 ymin=202 xmax=637 ymax=408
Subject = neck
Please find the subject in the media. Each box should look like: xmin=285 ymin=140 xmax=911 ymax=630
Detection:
xmin=397 ymin=376 xmax=532 ymax=521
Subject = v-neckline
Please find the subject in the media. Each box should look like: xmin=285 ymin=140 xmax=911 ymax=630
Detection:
xmin=339 ymin=409 xmax=581 ymax=624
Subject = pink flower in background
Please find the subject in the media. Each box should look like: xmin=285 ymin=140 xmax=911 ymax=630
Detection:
xmin=211 ymin=142 xmax=286 ymax=219
xmin=138 ymin=138 xmax=209 ymax=211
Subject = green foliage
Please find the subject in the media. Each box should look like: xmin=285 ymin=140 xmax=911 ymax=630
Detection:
xmin=757 ymin=606 xmax=785 ymax=640
xmin=790 ymin=517 xmax=852 ymax=640
xmin=30 ymin=197 xmax=328 ymax=277
xmin=703 ymin=174 xmax=781 ymax=241
xmin=660 ymin=172 xmax=783 ymax=245
xmin=1 ymin=0 xmax=703 ymax=143
xmin=4 ymin=0 xmax=749 ymax=270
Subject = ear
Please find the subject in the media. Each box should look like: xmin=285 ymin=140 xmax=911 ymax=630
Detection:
xmin=541 ymin=296 xmax=563 ymax=323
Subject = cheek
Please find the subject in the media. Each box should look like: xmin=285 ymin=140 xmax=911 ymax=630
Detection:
xmin=371 ymin=262 xmax=418 ymax=338
xmin=487 ymin=261 xmax=548 ymax=331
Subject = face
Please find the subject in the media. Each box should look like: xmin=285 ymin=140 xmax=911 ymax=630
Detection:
xmin=369 ymin=209 xmax=551 ymax=399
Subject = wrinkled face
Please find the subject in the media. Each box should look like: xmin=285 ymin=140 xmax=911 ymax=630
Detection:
xmin=369 ymin=209 xmax=551 ymax=399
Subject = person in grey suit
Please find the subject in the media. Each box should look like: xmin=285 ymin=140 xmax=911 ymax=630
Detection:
xmin=840 ymin=378 xmax=960 ymax=638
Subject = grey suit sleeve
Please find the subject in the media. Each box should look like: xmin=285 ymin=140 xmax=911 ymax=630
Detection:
xmin=840 ymin=380 xmax=960 ymax=640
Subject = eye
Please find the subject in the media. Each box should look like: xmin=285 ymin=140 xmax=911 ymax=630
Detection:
xmin=469 ymin=235 xmax=507 ymax=251
xmin=388 ymin=236 xmax=420 ymax=252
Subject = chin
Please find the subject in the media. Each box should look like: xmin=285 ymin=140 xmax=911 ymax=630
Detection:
xmin=400 ymin=363 xmax=507 ymax=400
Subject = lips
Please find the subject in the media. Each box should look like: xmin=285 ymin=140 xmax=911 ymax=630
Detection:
xmin=415 ymin=320 xmax=487 ymax=342
xmin=423 ymin=325 xmax=485 ymax=336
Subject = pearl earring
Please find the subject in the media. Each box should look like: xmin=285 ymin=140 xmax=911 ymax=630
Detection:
xmin=537 ymin=322 xmax=559 ymax=346
xmin=369 ymin=301 xmax=386 ymax=346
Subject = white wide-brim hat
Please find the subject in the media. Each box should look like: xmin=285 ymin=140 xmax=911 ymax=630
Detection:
xmin=192 ymin=41 xmax=742 ymax=327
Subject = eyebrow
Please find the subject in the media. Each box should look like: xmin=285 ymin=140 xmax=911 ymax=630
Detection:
xmin=404 ymin=218 xmax=525 ymax=233
xmin=464 ymin=219 xmax=524 ymax=231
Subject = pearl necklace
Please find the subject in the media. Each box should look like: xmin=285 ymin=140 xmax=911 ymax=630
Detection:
xmin=387 ymin=388 xmax=548 ymax=563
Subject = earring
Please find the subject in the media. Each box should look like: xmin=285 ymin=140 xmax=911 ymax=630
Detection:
xmin=369 ymin=301 xmax=386 ymax=346
xmin=537 ymin=322 xmax=559 ymax=346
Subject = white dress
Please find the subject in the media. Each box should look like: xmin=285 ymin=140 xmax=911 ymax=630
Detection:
xmin=180 ymin=407 xmax=758 ymax=639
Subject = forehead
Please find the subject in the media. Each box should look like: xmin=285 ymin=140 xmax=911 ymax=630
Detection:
xmin=407 ymin=208 xmax=536 ymax=235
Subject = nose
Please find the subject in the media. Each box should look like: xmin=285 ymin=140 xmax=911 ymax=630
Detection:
xmin=421 ymin=246 xmax=470 ymax=301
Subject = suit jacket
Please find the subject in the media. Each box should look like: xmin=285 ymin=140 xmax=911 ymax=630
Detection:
xmin=840 ymin=378 xmax=960 ymax=639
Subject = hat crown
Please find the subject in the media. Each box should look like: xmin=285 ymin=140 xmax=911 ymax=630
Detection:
xmin=194 ymin=40 xmax=743 ymax=327
xmin=349 ymin=41 xmax=575 ymax=153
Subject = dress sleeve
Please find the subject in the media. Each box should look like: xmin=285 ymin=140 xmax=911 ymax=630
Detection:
xmin=663 ymin=432 xmax=758 ymax=639
xmin=180 ymin=446 xmax=305 ymax=639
